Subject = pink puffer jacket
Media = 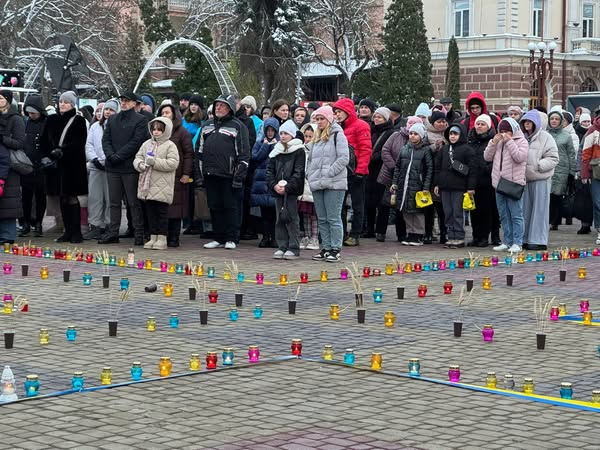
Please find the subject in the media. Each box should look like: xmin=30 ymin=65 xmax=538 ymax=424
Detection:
xmin=484 ymin=123 xmax=528 ymax=188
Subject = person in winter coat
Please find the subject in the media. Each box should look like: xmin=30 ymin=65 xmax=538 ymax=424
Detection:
xmin=182 ymin=95 xmax=204 ymax=137
xmin=506 ymin=106 xmax=523 ymax=122
xmin=307 ymin=105 xmax=349 ymax=262
xmin=199 ymin=94 xmax=250 ymax=250
xmin=358 ymin=98 xmax=377 ymax=125
xmin=468 ymin=114 xmax=500 ymax=247
xmin=575 ymin=112 xmax=592 ymax=143
xmin=462 ymin=92 xmax=497 ymax=132
xmin=298 ymin=123 xmax=319 ymax=250
xmin=266 ymin=120 xmax=306 ymax=259
xmin=364 ymin=107 xmax=395 ymax=241
xmin=580 ymin=113 xmax=600 ymax=244
xmin=241 ymin=96 xmax=263 ymax=136
xmin=562 ymin=111 xmax=579 ymax=156
xmin=484 ymin=118 xmax=529 ymax=253
xmin=158 ymin=104 xmax=194 ymax=247
xmin=520 ymin=109 xmax=559 ymax=250
xmin=83 ymin=99 xmax=119 ymax=240
xmin=391 ymin=122 xmax=433 ymax=246
xmin=414 ymin=102 xmax=432 ymax=121
xmin=250 ymin=117 xmax=279 ymax=248
xmin=0 ymin=90 xmax=25 ymax=244
xmin=39 ymin=91 xmax=88 ymax=244
xmin=332 ymin=97 xmax=372 ymax=246
xmin=433 ymin=124 xmax=476 ymax=248
xmin=100 ymin=91 xmax=149 ymax=245
xmin=547 ymin=110 xmax=576 ymax=230
xmin=293 ymin=106 xmax=309 ymax=128
xmin=19 ymin=95 xmax=47 ymax=238
xmin=133 ymin=117 xmax=180 ymax=250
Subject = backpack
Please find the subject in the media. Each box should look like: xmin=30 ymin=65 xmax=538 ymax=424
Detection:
xmin=333 ymin=132 xmax=356 ymax=178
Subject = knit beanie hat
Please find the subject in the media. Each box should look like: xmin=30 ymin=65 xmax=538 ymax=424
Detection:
xmin=409 ymin=122 xmax=427 ymax=139
xmin=103 ymin=99 xmax=120 ymax=113
xmin=414 ymin=102 xmax=431 ymax=118
xmin=373 ymin=107 xmax=391 ymax=122
xmin=449 ymin=125 xmax=461 ymax=134
xmin=59 ymin=91 xmax=78 ymax=108
xmin=430 ymin=110 xmax=447 ymax=124
xmin=506 ymin=105 xmax=523 ymax=115
xmin=188 ymin=95 xmax=204 ymax=109
xmin=580 ymin=113 xmax=592 ymax=124
xmin=562 ymin=111 xmax=574 ymax=124
xmin=498 ymin=120 xmax=512 ymax=133
xmin=475 ymin=114 xmax=492 ymax=129
xmin=405 ymin=116 xmax=423 ymax=130
xmin=279 ymin=120 xmax=299 ymax=137
xmin=0 ymin=89 xmax=13 ymax=104
xmin=311 ymin=105 xmax=335 ymax=124
xmin=241 ymin=95 xmax=257 ymax=112
xmin=358 ymin=98 xmax=377 ymax=113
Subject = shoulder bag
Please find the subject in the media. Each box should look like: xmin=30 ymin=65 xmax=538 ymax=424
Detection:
xmin=449 ymin=145 xmax=469 ymax=176
xmin=496 ymin=142 xmax=524 ymax=200
xmin=39 ymin=116 xmax=77 ymax=171
xmin=9 ymin=148 xmax=33 ymax=175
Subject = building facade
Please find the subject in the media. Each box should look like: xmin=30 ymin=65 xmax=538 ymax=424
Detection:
xmin=423 ymin=0 xmax=600 ymax=111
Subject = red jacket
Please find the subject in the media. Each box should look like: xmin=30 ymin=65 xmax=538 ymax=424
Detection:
xmin=332 ymin=98 xmax=372 ymax=175
xmin=461 ymin=91 xmax=499 ymax=131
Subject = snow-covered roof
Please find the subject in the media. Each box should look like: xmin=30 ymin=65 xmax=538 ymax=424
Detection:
xmin=152 ymin=79 xmax=174 ymax=88
xmin=301 ymin=60 xmax=378 ymax=78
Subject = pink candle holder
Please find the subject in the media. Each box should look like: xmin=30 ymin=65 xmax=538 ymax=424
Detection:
xmin=491 ymin=256 xmax=499 ymax=266
xmin=160 ymin=261 xmax=168 ymax=272
xmin=482 ymin=325 xmax=494 ymax=342
xmin=3 ymin=263 xmax=12 ymax=274
xmin=549 ymin=306 xmax=560 ymax=321
xmin=439 ymin=260 xmax=447 ymax=271
xmin=448 ymin=366 xmax=461 ymax=382
xmin=248 ymin=345 xmax=260 ymax=363
xmin=137 ymin=260 xmax=144 ymax=270
xmin=340 ymin=269 xmax=348 ymax=280
xmin=580 ymin=300 xmax=590 ymax=313
xmin=396 ymin=265 xmax=404 ymax=274
xmin=256 ymin=272 xmax=264 ymax=284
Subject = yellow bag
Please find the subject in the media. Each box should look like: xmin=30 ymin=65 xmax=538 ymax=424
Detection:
xmin=415 ymin=191 xmax=433 ymax=208
xmin=463 ymin=192 xmax=476 ymax=211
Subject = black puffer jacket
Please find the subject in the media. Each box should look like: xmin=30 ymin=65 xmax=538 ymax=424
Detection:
xmin=367 ymin=119 xmax=395 ymax=207
xmin=434 ymin=124 xmax=477 ymax=192
xmin=22 ymin=96 xmax=47 ymax=188
xmin=102 ymin=108 xmax=149 ymax=174
xmin=266 ymin=138 xmax=305 ymax=197
xmin=392 ymin=140 xmax=433 ymax=214
xmin=0 ymin=103 xmax=25 ymax=219
xmin=236 ymin=108 xmax=257 ymax=148
xmin=468 ymin=127 xmax=495 ymax=189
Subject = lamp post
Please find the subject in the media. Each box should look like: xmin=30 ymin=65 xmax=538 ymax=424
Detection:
xmin=528 ymin=41 xmax=557 ymax=109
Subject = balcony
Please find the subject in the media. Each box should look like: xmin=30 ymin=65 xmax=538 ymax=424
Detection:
xmin=168 ymin=0 xmax=191 ymax=11
xmin=572 ymin=38 xmax=600 ymax=54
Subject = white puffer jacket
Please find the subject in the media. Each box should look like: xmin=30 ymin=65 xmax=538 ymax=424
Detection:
xmin=134 ymin=117 xmax=180 ymax=204
xmin=306 ymin=122 xmax=349 ymax=191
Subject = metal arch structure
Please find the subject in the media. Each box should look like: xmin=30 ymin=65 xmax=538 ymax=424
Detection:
xmin=79 ymin=45 xmax=122 ymax=95
xmin=133 ymin=38 xmax=237 ymax=94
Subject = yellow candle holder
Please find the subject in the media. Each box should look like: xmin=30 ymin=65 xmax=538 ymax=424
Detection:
xmin=279 ymin=273 xmax=288 ymax=285
xmin=320 ymin=270 xmax=328 ymax=282
xmin=100 ymin=367 xmax=112 ymax=385
xmin=385 ymin=263 xmax=394 ymax=275
xmin=163 ymin=283 xmax=173 ymax=297
xmin=583 ymin=311 xmax=593 ymax=325
xmin=517 ymin=253 xmax=525 ymax=264
xmin=195 ymin=264 xmax=204 ymax=276
xmin=146 ymin=316 xmax=157 ymax=332
xmin=370 ymin=352 xmax=382 ymax=370
xmin=482 ymin=276 xmax=492 ymax=290
xmin=223 ymin=270 xmax=232 ymax=281
xmin=578 ymin=267 xmax=587 ymax=279
xmin=40 ymin=266 xmax=49 ymax=279
xmin=189 ymin=353 xmax=201 ymax=371
xmin=144 ymin=259 xmax=152 ymax=270
xmin=321 ymin=345 xmax=334 ymax=361
xmin=558 ymin=303 xmax=567 ymax=317
xmin=117 ymin=257 xmax=126 ymax=267
xmin=65 ymin=251 xmax=72 ymax=261
xmin=39 ymin=328 xmax=49 ymax=345
xmin=384 ymin=311 xmax=395 ymax=327
xmin=482 ymin=256 xmax=491 ymax=267
xmin=329 ymin=304 xmax=340 ymax=320
xmin=168 ymin=264 xmax=176 ymax=273
xmin=159 ymin=356 xmax=173 ymax=377
xmin=404 ymin=262 xmax=412 ymax=273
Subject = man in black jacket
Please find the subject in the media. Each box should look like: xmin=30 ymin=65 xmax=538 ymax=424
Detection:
xmin=99 ymin=92 xmax=149 ymax=245
xmin=199 ymin=94 xmax=250 ymax=250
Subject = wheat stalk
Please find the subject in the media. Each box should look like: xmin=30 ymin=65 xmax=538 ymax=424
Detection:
xmin=534 ymin=296 xmax=553 ymax=334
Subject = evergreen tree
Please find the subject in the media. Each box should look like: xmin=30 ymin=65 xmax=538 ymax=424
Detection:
xmin=445 ymin=36 xmax=460 ymax=108
xmin=171 ymin=27 xmax=221 ymax=101
xmin=140 ymin=0 xmax=175 ymax=46
xmin=378 ymin=0 xmax=433 ymax=113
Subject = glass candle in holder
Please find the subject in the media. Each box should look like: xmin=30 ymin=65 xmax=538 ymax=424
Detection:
xmin=370 ymin=352 xmax=382 ymax=370
xmin=222 ymin=347 xmax=234 ymax=366
xmin=82 ymin=272 xmax=92 ymax=286
xmin=159 ymin=357 xmax=173 ymax=377
xmin=580 ymin=299 xmax=590 ymax=312
xmin=253 ymin=304 xmax=263 ymax=318
xmin=120 ymin=277 xmax=130 ymax=291
xmin=169 ymin=314 xmax=179 ymax=328
xmin=3 ymin=294 xmax=13 ymax=314
xmin=443 ymin=281 xmax=453 ymax=295
xmin=300 ymin=272 xmax=308 ymax=283
xmin=65 ymin=326 xmax=77 ymax=341
xmin=417 ymin=284 xmax=427 ymax=298
xmin=322 ymin=344 xmax=334 ymax=361
xmin=362 ymin=266 xmax=370 ymax=278
xmin=414 ymin=263 xmax=422 ymax=272
xmin=223 ymin=270 xmax=231 ymax=280
xmin=137 ymin=260 xmax=144 ymax=270
xmin=100 ymin=367 xmax=113 ymax=385
xmin=130 ymin=362 xmax=143 ymax=380
xmin=205 ymin=351 xmax=218 ymax=369
xmin=320 ymin=270 xmax=328 ymax=282
xmin=408 ymin=358 xmax=420 ymax=376
xmin=482 ymin=277 xmax=491 ymax=290
xmin=491 ymin=256 xmax=499 ymax=266
xmin=291 ymin=339 xmax=302 ymax=356
xmin=279 ymin=273 xmax=288 ymax=285
xmin=146 ymin=316 xmax=156 ymax=332
xmin=329 ymin=304 xmax=340 ymax=320
xmin=117 ymin=256 xmax=125 ymax=267
xmin=207 ymin=266 xmax=215 ymax=278
xmin=39 ymin=328 xmax=49 ymax=345
xmin=462 ymin=258 xmax=469 ymax=268
xmin=423 ymin=262 xmax=431 ymax=272
xmin=208 ymin=289 xmax=218 ymax=303
xmin=482 ymin=325 xmax=494 ymax=342
xmin=536 ymin=271 xmax=545 ymax=285
xmin=71 ymin=371 xmax=84 ymax=390
xmin=404 ymin=262 xmax=412 ymax=273
xmin=163 ymin=283 xmax=173 ymax=297
xmin=24 ymin=375 xmax=40 ymax=397
xmin=558 ymin=303 xmax=567 ymax=316
xmin=237 ymin=271 xmax=244 ymax=282
xmin=255 ymin=272 xmax=264 ymax=284
xmin=108 ymin=255 xmax=116 ymax=266
xmin=160 ymin=261 xmax=168 ymax=272
xmin=3 ymin=262 xmax=12 ymax=274
xmin=385 ymin=263 xmax=394 ymax=275
xmin=549 ymin=306 xmax=560 ymax=321
xmin=583 ymin=311 xmax=593 ymax=325
xmin=229 ymin=308 xmax=239 ymax=321
xmin=503 ymin=374 xmax=515 ymax=390
xmin=482 ymin=256 xmax=491 ymax=267
xmin=522 ymin=377 xmax=535 ymax=394
xmin=542 ymin=251 xmax=549 ymax=261
xmin=432 ymin=261 xmax=439 ymax=271
xmin=448 ymin=365 xmax=460 ymax=382
xmin=526 ymin=253 xmax=533 ymax=263
xmin=578 ymin=267 xmax=587 ymax=279
xmin=485 ymin=371 xmax=497 ymax=388
xmin=373 ymin=268 xmax=381 ymax=276
xmin=40 ymin=266 xmax=49 ymax=279
xmin=449 ymin=260 xmax=456 ymax=270
xmin=248 ymin=345 xmax=260 ymax=363
xmin=591 ymin=390 xmax=600 ymax=403
xmin=189 ymin=354 xmax=201 ymax=371
xmin=85 ymin=252 xmax=94 ymax=263
xmin=340 ymin=268 xmax=348 ymax=280
xmin=195 ymin=264 xmax=204 ymax=276
xmin=384 ymin=311 xmax=395 ymax=327
xmin=517 ymin=254 xmax=525 ymax=264
xmin=144 ymin=259 xmax=152 ymax=270
xmin=175 ymin=263 xmax=184 ymax=274
xmin=560 ymin=382 xmax=573 ymax=399
xmin=439 ymin=260 xmax=447 ymax=270
xmin=373 ymin=288 xmax=383 ymax=303
xmin=504 ymin=255 xmax=512 ymax=265
xmin=343 ymin=349 xmax=355 ymax=365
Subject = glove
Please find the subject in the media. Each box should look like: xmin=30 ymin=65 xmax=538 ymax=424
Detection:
xmin=0 ymin=179 xmax=4 ymax=198
xmin=49 ymin=148 xmax=63 ymax=160
xmin=232 ymin=178 xmax=243 ymax=189
xmin=92 ymin=158 xmax=105 ymax=171
xmin=145 ymin=155 xmax=155 ymax=166
xmin=107 ymin=153 xmax=122 ymax=164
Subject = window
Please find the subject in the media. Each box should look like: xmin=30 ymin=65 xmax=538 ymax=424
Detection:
xmin=454 ymin=1 xmax=469 ymax=37
xmin=533 ymin=0 xmax=543 ymax=38
xmin=583 ymin=4 xmax=594 ymax=38
xmin=581 ymin=78 xmax=598 ymax=92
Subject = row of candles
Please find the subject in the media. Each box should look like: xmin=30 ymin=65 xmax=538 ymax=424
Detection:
xmin=17 ymin=341 xmax=600 ymax=404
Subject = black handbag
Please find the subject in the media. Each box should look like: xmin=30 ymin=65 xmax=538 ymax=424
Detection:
xmin=9 ymin=149 xmax=33 ymax=175
xmin=449 ymin=146 xmax=469 ymax=175
xmin=278 ymin=195 xmax=291 ymax=225
xmin=496 ymin=143 xmax=524 ymax=200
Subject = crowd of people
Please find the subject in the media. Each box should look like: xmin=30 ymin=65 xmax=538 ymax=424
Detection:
xmin=0 ymin=87 xmax=598 ymax=262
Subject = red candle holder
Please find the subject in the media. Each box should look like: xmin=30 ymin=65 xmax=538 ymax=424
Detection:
xmin=542 ymin=251 xmax=549 ymax=261
xmin=417 ymin=284 xmax=427 ymax=298
xmin=206 ymin=351 xmax=218 ymax=369
xmin=414 ymin=263 xmax=422 ymax=272
xmin=185 ymin=264 xmax=192 ymax=275
xmin=300 ymin=272 xmax=308 ymax=283
xmin=443 ymin=281 xmax=453 ymax=294
xmin=362 ymin=266 xmax=370 ymax=278
xmin=86 ymin=253 xmax=94 ymax=263
xmin=12 ymin=246 xmax=18 ymax=255
xmin=208 ymin=289 xmax=218 ymax=303
xmin=291 ymin=339 xmax=302 ymax=356
xmin=549 ymin=306 xmax=560 ymax=321
xmin=30 ymin=247 xmax=37 ymax=257
xmin=593 ymin=248 xmax=600 ymax=257
xmin=75 ymin=252 xmax=83 ymax=261
xmin=457 ymin=259 xmax=465 ymax=269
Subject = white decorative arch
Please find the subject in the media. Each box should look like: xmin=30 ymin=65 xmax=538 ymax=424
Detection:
xmin=133 ymin=38 xmax=237 ymax=94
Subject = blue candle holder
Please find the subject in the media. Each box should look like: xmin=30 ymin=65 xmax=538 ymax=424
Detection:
xmin=229 ymin=309 xmax=239 ymax=321
xmin=207 ymin=267 xmax=216 ymax=278
xmin=253 ymin=304 xmax=263 ymax=319
xmin=464 ymin=258 xmax=471 ymax=268
xmin=24 ymin=375 xmax=40 ymax=397
xmin=130 ymin=362 xmax=143 ymax=381
xmin=449 ymin=260 xmax=456 ymax=270
xmin=65 ymin=326 xmax=77 ymax=341
xmin=237 ymin=272 xmax=245 ymax=282
xmin=560 ymin=383 xmax=573 ymax=400
xmin=526 ymin=253 xmax=533 ymax=262
xmin=408 ymin=359 xmax=421 ymax=376
xmin=536 ymin=272 xmax=545 ymax=285
xmin=423 ymin=262 xmax=431 ymax=272
xmin=82 ymin=273 xmax=92 ymax=286
xmin=535 ymin=252 xmax=542 ymax=262
xmin=109 ymin=256 xmax=117 ymax=266
xmin=222 ymin=349 xmax=234 ymax=366
xmin=373 ymin=289 xmax=383 ymax=303
xmin=504 ymin=256 xmax=512 ymax=265
xmin=95 ymin=256 xmax=103 ymax=265
xmin=343 ymin=349 xmax=355 ymax=365
xmin=176 ymin=264 xmax=184 ymax=274
xmin=120 ymin=277 xmax=130 ymax=291
xmin=169 ymin=314 xmax=179 ymax=328
xmin=71 ymin=372 xmax=84 ymax=390
xmin=432 ymin=261 xmax=439 ymax=271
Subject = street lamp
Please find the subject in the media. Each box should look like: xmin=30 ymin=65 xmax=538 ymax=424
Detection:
xmin=529 ymin=41 xmax=557 ymax=109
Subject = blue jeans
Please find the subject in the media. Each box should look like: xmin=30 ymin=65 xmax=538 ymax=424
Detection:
xmin=591 ymin=180 xmax=600 ymax=229
xmin=0 ymin=219 xmax=16 ymax=242
xmin=312 ymin=189 xmax=345 ymax=250
xmin=495 ymin=192 xmax=523 ymax=246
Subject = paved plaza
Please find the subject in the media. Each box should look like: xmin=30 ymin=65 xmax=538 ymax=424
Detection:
xmin=1 ymin=223 xmax=600 ymax=449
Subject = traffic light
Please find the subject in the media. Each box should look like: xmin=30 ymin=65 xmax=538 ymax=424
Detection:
xmin=0 ymin=70 xmax=24 ymax=88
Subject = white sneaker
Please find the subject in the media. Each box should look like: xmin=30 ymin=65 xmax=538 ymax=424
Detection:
xmin=273 ymin=250 xmax=285 ymax=259
xmin=299 ymin=237 xmax=309 ymax=249
xmin=508 ymin=244 xmax=522 ymax=253
xmin=225 ymin=241 xmax=236 ymax=250
xmin=493 ymin=244 xmax=509 ymax=252
xmin=596 ymin=231 xmax=600 ymax=245
xmin=204 ymin=240 xmax=224 ymax=249
xmin=283 ymin=251 xmax=299 ymax=260
xmin=306 ymin=237 xmax=320 ymax=250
